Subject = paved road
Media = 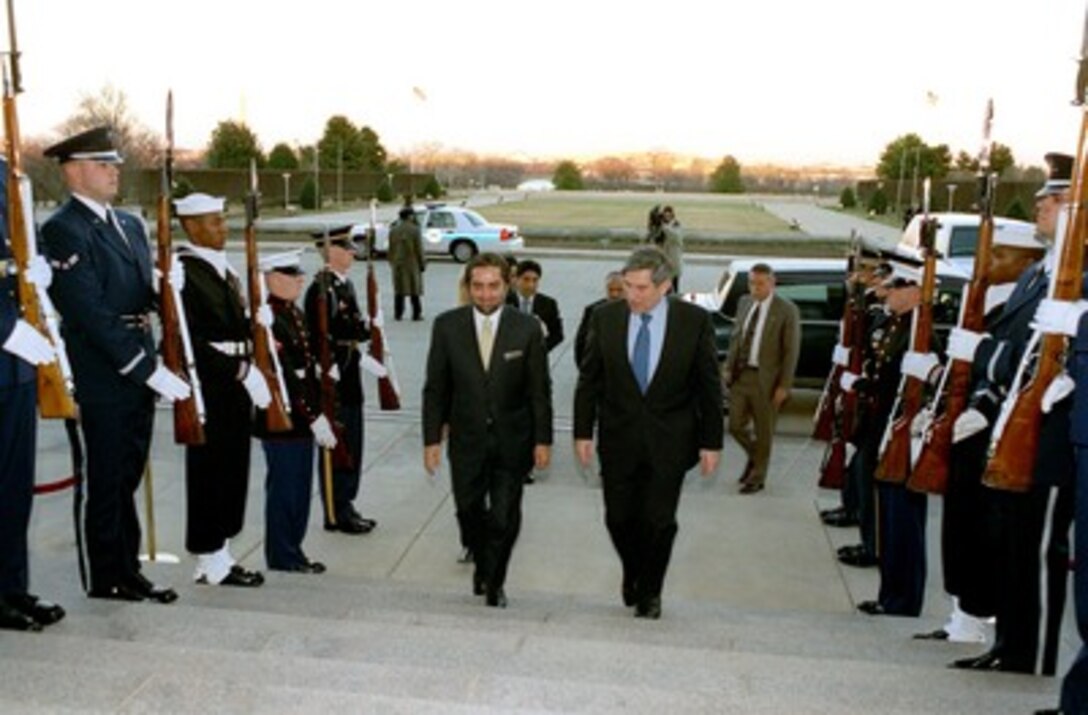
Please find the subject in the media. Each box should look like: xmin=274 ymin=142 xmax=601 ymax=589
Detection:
xmin=759 ymin=199 xmax=902 ymax=246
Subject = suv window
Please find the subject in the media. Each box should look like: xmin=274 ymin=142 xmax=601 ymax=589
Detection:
xmin=948 ymin=226 xmax=978 ymax=258
xmin=776 ymin=281 xmax=845 ymax=322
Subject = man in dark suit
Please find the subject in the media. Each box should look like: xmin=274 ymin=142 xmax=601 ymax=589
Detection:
xmin=574 ymin=270 xmax=625 ymax=369
xmin=41 ymin=126 xmax=189 ymax=603
xmin=574 ymin=246 xmax=723 ymax=619
xmin=423 ymin=252 xmax=553 ymax=608
xmin=0 ymin=159 xmax=67 ymax=631
xmin=507 ymin=259 xmax=563 ymax=353
xmin=175 ymin=193 xmax=268 ymax=588
xmin=948 ymin=152 xmax=1078 ymax=674
xmin=723 ymin=263 xmax=801 ymax=494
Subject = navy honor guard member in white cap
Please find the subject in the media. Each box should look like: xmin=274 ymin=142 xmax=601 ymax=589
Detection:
xmin=173 ymin=192 xmax=269 ymax=587
xmin=258 ymin=249 xmax=330 ymax=573
xmin=41 ymin=125 xmax=189 ymax=604
xmin=304 ymin=226 xmax=377 ymax=534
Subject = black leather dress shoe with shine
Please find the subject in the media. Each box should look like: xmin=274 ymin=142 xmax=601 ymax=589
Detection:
xmin=8 ymin=593 xmax=66 ymax=625
xmin=0 ymin=598 xmax=42 ymax=632
xmin=89 ymin=583 xmax=145 ymax=602
xmin=128 ymin=573 xmax=178 ymax=604
xmin=486 ymin=588 xmax=507 ymax=608
xmin=635 ymin=596 xmax=662 ymax=620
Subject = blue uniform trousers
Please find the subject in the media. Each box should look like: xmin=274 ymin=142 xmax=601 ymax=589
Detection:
xmin=319 ymin=402 xmax=363 ymax=524
xmin=263 ymin=438 xmax=316 ymax=570
xmin=876 ymin=481 xmax=928 ymax=616
xmin=0 ymin=381 xmax=35 ymax=595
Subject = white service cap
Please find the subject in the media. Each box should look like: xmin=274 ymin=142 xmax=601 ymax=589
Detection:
xmin=174 ymin=193 xmax=226 ymax=217
xmin=259 ymin=248 xmax=305 ymax=274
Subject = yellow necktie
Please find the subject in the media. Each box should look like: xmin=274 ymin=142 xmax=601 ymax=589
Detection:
xmin=479 ymin=315 xmax=494 ymax=370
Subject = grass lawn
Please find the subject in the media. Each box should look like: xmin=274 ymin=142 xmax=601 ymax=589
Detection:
xmin=477 ymin=192 xmax=789 ymax=234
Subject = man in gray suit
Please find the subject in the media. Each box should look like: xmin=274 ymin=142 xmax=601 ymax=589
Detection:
xmin=724 ymin=263 xmax=801 ymax=494
xmin=423 ymin=252 xmax=553 ymax=608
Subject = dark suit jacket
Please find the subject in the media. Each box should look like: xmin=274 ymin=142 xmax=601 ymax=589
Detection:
xmin=423 ymin=305 xmax=553 ymax=477
xmin=42 ymin=198 xmax=156 ymax=405
xmin=573 ymin=297 xmax=723 ymax=478
xmin=574 ymin=297 xmax=609 ymax=369
xmin=507 ymin=291 xmax=563 ymax=353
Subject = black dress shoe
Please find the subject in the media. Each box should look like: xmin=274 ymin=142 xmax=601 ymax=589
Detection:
xmin=823 ymin=513 xmax=860 ymax=528
xmin=485 ymin=588 xmax=507 ymax=608
xmin=820 ymin=506 xmax=846 ymax=519
xmin=7 ymin=593 xmax=66 ymax=625
xmin=279 ymin=560 xmax=326 ymax=574
xmin=324 ymin=517 xmax=372 ymax=535
xmin=635 ymin=596 xmax=662 ymax=620
xmin=457 ymin=547 xmax=474 ymax=564
xmin=0 ymin=599 xmax=42 ymax=632
xmin=1034 ymin=708 xmax=1062 ymax=714
xmin=839 ymin=550 xmax=878 ymax=568
xmin=622 ymin=577 xmax=639 ymax=607
xmin=912 ymin=628 xmax=950 ymax=641
xmin=738 ymin=460 xmax=754 ymax=483
xmin=739 ymin=482 xmax=764 ymax=495
xmin=838 ymin=543 xmax=864 ymax=557
xmin=950 ymin=651 xmax=1002 ymax=670
xmin=128 ymin=573 xmax=178 ymax=604
xmin=211 ymin=566 xmax=264 ymax=588
xmin=88 ymin=583 xmax=146 ymax=602
xmin=857 ymin=600 xmax=886 ymax=616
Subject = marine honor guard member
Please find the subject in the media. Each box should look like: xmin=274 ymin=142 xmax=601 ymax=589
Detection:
xmin=305 ymin=226 xmax=375 ymax=535
xmin=0 ymin=160 xmax=67 ymax=630
xmin=258 ymin=249 xmax=331 ymax=573
xmin=42 ymin=126 xmax=188 ymax=604
xmin=175 ymin=192 xmax=268 ymax=587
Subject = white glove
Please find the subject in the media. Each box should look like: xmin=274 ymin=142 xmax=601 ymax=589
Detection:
xmin=839 ymin=371 xmax=860 ymax=392
xmin=326 ymin=363 xmax=340 ymax=382
xmin=371 ymin=307 xmax=385 ymax=329
xmin=1042 ymin=372 xmax=1076 ymax=413
xmin=24 ymin=255 xmax=53 ymax=289
xmin=256 ymin=304 xmax=274 ymax=328
xmin=901 ymin=351 xmax=940 ymax=382
xmin=241 ymin=365 xmax=272 ymax=409
xmin=947 ymin=327 xmax=986 ymax=363
xmin=146 ymin=365 xmax=192 ymax=402
xmin=309 ymin=414 xmax=338 ymax=449
xmin=153 ymin=261 xmax=186 ymax=295
xmin=360 ymin=353 xmax=389 ymax=378
xmin=2 ymin=319 xmax=56 ymax=365
xmin=953 ymin=408 xmax=988 ymax=443
xmin=910 ymin=408 xmax=932 ymax=437
xmin=832 ymin=344 xmax=850 ymax=368
xmin=1032 ymin=298 xmax=1088 ymax=338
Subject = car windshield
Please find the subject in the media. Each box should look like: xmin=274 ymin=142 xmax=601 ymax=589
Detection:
xmin=463 ymin=210 xmax=488 ymax=227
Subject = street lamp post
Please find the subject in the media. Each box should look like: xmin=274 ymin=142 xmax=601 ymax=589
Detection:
xmin=282 ymin=173 xmax=291 ymax=210
xmin=946 ymin=184 xmax=957 ymax=212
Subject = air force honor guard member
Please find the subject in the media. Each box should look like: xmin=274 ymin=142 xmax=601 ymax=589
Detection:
xmin=0 ymin=162 xmax=66 ymax=631
xmin=41 ymin=126 xmax=189 ymax=604
xmin=174 ymin=193 xmax=268 ymax=588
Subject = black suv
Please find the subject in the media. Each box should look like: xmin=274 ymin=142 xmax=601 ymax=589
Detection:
xmin=692 ymin=258 xmax=967 ymax=389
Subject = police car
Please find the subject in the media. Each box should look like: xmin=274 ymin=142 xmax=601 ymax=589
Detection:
xmin=352 ymin=204 xmax=523 ymax=263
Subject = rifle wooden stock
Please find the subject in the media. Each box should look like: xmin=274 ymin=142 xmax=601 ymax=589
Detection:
xmin=3 ymin=50 xmax=76 ymax=419
xmin=244 ymin=192 xmax=292 ymax=433
xmin=365 ymin=255 xmax=401 ymax=411
xmin=156 ymin=190 xmax=204 ymax=445
xmin=983 ymin=92 xmax=1088 ymax=492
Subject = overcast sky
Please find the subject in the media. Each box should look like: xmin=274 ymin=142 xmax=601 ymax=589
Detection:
xmin=10 ymin=0 xmax=1086 ymax=167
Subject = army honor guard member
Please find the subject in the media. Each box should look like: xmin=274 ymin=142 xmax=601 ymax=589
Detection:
xmin=175 ymin=192 xmax=268 ymax=587
xmin=42 ymin=126 xmax=188 ymax=604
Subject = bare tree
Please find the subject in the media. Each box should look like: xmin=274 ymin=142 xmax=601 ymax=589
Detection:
xmin=56 ymin=83 xmax=161 ymax=168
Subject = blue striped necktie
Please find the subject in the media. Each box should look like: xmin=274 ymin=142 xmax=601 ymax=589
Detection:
xmin=633 ymin=313 xmax=651 ymax=394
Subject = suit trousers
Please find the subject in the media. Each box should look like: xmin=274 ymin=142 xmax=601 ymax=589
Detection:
xmin=185 ymin=388 xmax=252 ymax=555
xmin=451 ymin=430 xmax=524 ymax=591
xmin=1061 ymin=446 xmax=1088 ymax=711
xmin=0 ymin=381 xmax=35 ymax=595
xmin=394 ymin=294 xmax=422 ymax=320
xmin=263 ymin=438 xmax=315 ymax=570
xmin=78 ymin=396 xmax=154 ymax=592
xmin=602 ymin=460 xmax=685 ymax=600
xmin=728 ymin=368 xmax=776 ymax=486
xmin=875 ymin=482 xmax=927 ymax=616
xmin=319 ymin=402 xmax=363 ymax=524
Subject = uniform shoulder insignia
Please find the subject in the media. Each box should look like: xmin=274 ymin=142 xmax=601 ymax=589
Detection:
xmin=49 ymin=254 xmax=80 ymax=271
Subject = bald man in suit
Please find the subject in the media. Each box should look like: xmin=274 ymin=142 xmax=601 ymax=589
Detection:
xmin=723 ymin=263 xmax=800 ymax=494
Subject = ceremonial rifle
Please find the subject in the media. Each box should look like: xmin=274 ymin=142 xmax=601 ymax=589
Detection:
xmin=3 ymin=0 xmax=76 ymax=418
xmin=817 ymin=239 xmax=866 ymax=489
xmin=156 ymin=91 xmax=206 ymax=445
xmin=875 ymin=182 xmax=938 ymax=484
xmin=909 ymin=100 xmax=997 ymax=494
xmin=983 ymin=20 xmax=1088 ymax=492
xmin=314 ymin=227 xmax=354 ymax=473
xmin=244 ymin=159 xmax=292 ymax=432
xmin=812 ymin=232 xmax=859 ymax=442
xmin=366 ymin=199 xmax=401 ymax=410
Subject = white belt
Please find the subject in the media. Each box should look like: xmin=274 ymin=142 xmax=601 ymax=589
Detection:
xmin=209 ymin=340 xmax=251 ymax=357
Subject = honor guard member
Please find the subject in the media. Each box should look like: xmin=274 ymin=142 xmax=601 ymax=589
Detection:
xmin=42 ymin=126 xmax=188 ymax=604
xmin=258 ymin=249 xmax=330 ymax=573
xmin=949 ymin=153 xmax=1081 ymax=674
xmin=855 ymin=262 xmax=939 ymax=617
xmin=175 ymin=193 xmax=268 ymax=587
xmin=0 ymin=161 xmax=66 ymax=630
xmin=305 ymin=226 xmax=375 ymax=534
